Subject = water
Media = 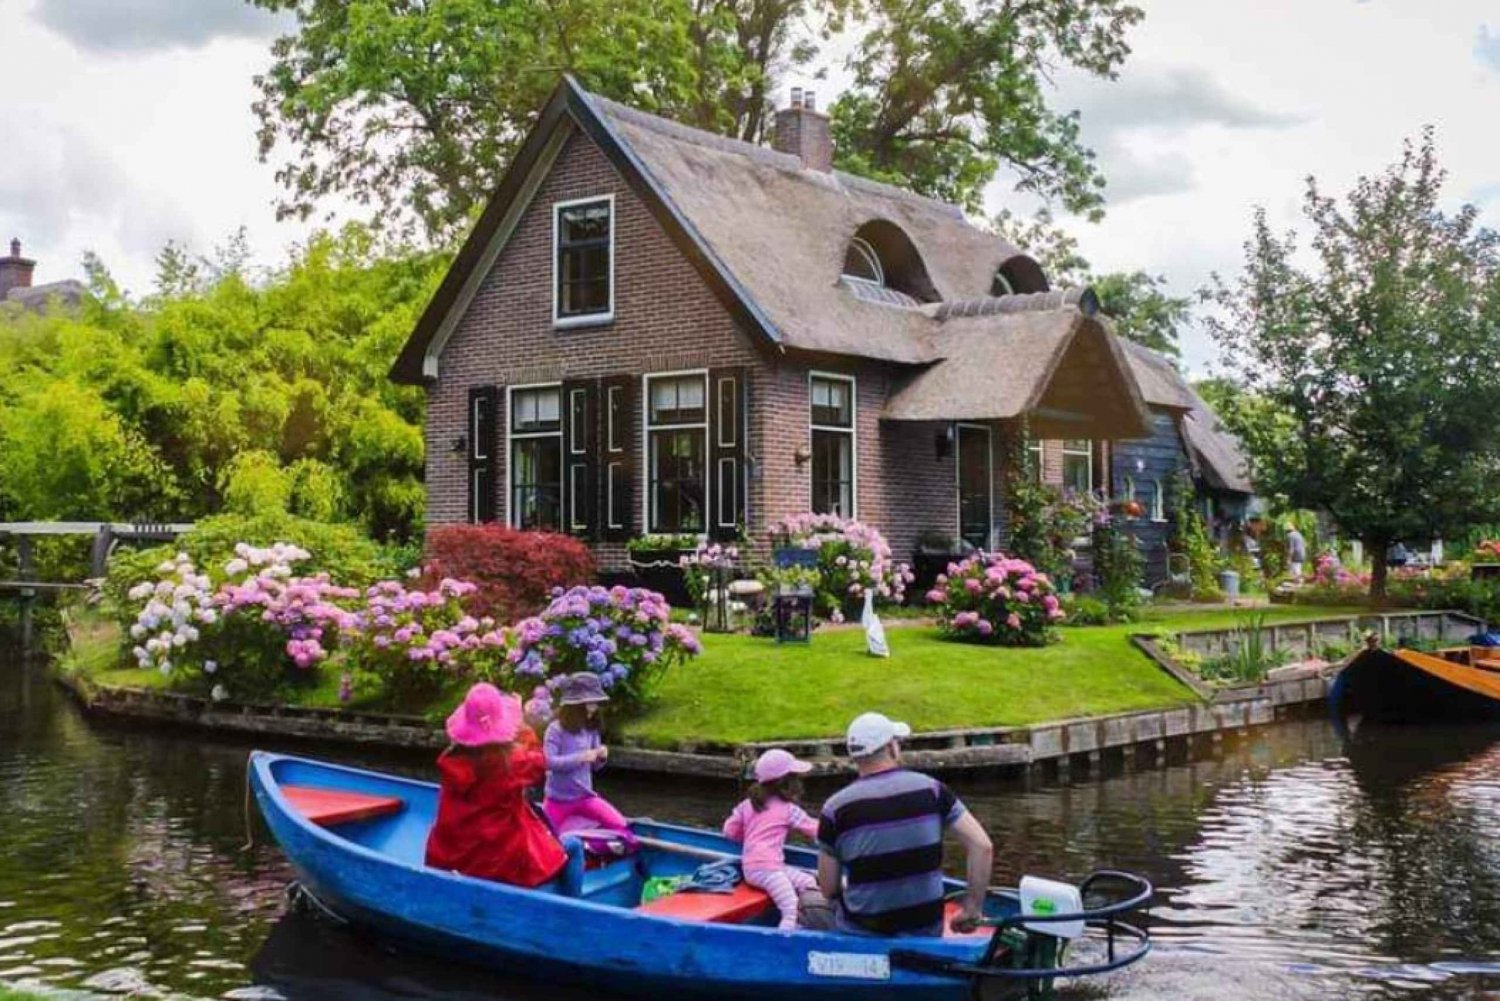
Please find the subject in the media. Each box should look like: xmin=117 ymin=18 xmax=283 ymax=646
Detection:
xmin=5 ymin=654 xmax=1500 ymax=1000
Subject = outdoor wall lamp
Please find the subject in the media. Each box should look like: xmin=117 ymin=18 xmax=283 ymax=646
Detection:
xmin=451 ymin=434 xmax=468 ymax=455
xmin=934 ymin=423 xmax=955 ymax=461
xmin=793 ymin=442 xmax=812 ymax=466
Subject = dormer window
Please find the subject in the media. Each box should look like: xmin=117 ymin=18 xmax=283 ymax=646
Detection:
xmin=554 ymin=195 xmax=614 ymax=326
xmin=842 ymin=237 xmax=884 ymax=285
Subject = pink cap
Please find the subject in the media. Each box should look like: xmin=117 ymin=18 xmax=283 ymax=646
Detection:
xmin=446 ymin=683 xmax=522 ymax=747
xmin=754 ymin=748 xmax=813 ymax=784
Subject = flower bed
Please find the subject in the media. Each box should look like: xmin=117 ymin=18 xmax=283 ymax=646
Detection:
xmin=769 ymin=513 xmax=912 ymax=621
xmin=925 ymin=552 xmax=1064 ymax=646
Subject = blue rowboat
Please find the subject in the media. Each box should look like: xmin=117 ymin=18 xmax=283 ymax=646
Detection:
xmin=249 ymin=751 xmax=1150 ymax=1000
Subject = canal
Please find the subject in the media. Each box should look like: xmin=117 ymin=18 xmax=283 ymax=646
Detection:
xmin=4 ymin=653 xmax=1500 ymax=1000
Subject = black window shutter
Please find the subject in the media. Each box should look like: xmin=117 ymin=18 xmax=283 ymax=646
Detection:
xmin=708 ymin=367 xmax=747 ymax=541
xmin=468 ymin=385 xmax=499 ymax=523
xmin=600 ymin=375 xmax=635 ymax=541
xmin=562 ymin=380 xmax=598 ymax=538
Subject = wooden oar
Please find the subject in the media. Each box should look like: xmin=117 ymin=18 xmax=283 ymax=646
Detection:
xmin=634 ymin=835 xmax=739 ymax=863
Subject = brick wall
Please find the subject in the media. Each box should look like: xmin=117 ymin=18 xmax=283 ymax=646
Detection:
xmin=424 ymin=129 xmax=762 ymax=567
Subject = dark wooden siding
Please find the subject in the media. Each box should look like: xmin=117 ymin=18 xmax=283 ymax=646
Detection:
xmin=1111 ymin=408 xmax=1188 ymax=583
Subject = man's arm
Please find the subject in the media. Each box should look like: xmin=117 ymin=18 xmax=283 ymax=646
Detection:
xmin=817 ymin=849 xmax=843 ymax=903
xmin=950 ymin=811 xmax=994 ymax=931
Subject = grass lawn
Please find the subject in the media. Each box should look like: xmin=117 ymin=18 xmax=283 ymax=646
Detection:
xmin=619 ymin=604 xmax=1364 ymax=748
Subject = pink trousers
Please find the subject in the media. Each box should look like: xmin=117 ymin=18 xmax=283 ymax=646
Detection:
xmin=543 ymin=795 xmax=638 ymax=847
xmin=745 ymin=866 xmax=819 ymax=930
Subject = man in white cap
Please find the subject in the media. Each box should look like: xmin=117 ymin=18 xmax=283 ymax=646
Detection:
xmin=812 ymin=712 xmax=993 ymax=935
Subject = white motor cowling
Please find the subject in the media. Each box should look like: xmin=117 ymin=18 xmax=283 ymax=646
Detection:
xmin=1019 ymin=876 xmax=1085 ymax=939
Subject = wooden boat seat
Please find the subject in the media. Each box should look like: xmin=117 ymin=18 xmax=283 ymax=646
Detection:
xmin=636 ymin=883 xmax=774 ymax=924
xmin=282 ymin=784 xmax=405 ymax=826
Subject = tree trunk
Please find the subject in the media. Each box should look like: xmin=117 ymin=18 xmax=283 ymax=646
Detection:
xmin=1367 ymin=535 xmax=1389 ymax=600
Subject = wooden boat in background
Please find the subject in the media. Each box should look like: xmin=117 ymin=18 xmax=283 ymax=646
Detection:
xmin=1331 ymin=645 xmax=1500 ymax=731
xmin=249 ymin=751 xmax=1151 ymax=1001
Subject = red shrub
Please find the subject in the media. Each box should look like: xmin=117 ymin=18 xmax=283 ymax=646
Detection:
xmin=423 ymin=525 xmax=596 ymax=624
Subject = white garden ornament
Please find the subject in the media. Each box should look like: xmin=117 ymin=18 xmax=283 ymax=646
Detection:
xmin=861 ymin=590 xmax=889 ymax=658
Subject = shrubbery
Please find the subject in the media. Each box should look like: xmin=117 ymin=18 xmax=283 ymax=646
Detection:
xmin=769 ymin=513 xmax=912 ymax=622
xmin=1090 ymin=514 xmax=1144 ymax=622
xmin=422 ymin=523 xmax=596 ymax=623
xmin=498 ymin=585 xmax=701 ymax=716
xmin=926 ymin=552 xmax=1064 ymax=646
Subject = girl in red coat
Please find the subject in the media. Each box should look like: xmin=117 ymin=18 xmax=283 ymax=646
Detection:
xmin=425 ymin=683 xmax=583 ymax=891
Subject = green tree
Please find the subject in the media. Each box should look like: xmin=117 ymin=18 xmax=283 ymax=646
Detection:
xmin=251 ymin=0 xmax=1140 ymax=238
xmin=992 ymin=208 xmax=1187 ymax=356
xmin=831 ymin=0 xmax=1141 ymax=217
xmin=1204 ymin=131 xmax=1500 ymax=596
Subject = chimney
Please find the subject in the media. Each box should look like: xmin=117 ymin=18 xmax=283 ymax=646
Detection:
xmin=772 ymin=88 xmax=833 ymax=173
xmin=0 ymin=239 xmax=36 ymax=300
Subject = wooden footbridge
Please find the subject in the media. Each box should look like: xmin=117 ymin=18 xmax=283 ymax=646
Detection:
xmin=0 ymin=521 xmax=194 ymax=649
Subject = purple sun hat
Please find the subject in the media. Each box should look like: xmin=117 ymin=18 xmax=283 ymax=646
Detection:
xmin=558 ymin=672 xmax=611 ymax=707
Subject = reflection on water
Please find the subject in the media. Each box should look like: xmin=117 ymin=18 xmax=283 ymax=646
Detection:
xmin=5 ymin=652 xmax=1500 ymax=999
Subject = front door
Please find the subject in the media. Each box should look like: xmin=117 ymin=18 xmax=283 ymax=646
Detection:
xmin=957 ymin=424 xmax=992 ymax=550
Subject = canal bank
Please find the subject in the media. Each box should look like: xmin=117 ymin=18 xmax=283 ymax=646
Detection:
xmin=53 ymin=609 xmax=1478 ymax=780
xmin=10 ymin=647 xmax=1500 ymax=1000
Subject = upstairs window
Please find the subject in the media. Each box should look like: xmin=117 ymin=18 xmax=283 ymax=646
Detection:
xmin=842 ymin=237 xmax=884 ymax=285
xmin=554 ymin=196 xmax=613 ymax=325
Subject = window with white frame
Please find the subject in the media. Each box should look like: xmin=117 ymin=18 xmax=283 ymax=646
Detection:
xmin=509 ymin=386 xmax=562 ymax=530
xmin=1062 ymin=439 xmax=1093 ymax=493
xmin=1027 ymin=437 xmax=1043 ymax=482
xmin=810 ymin=374 xmax=855 ymax=516
xmin=1150 ymin=479 xmax=1166 ymax=521
xmin=646 ymin=373 xmax=707 ymax=533
xmin=554 ymin=197 xmax=613 ymax=323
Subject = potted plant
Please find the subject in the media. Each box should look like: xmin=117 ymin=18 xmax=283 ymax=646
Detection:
xmin=625 ymin=534 xmax=700 ymax=606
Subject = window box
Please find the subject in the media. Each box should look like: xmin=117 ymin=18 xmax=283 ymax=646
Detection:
xmin=625 ymin=536 xmax=698 ymax=607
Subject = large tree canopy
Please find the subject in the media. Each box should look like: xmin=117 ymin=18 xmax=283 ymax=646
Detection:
xmin=250 ymin=0 xmax=1140 ymax=238
xmin=1205 ymin=131 xmax=1500 ymax=594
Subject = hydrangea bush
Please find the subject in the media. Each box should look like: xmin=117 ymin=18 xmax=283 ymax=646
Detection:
xmin=342 ymin=578 xmax=506 ymax=703
xmin=679 ymin=541 xmax=740 ymax=607
xmin=499 ymin=585 xmax=701 ymax=715
xmin=769 ymin=513 xmax=913 ymax=621
xmin=926 ymin=552 xmax=1064 ymax=646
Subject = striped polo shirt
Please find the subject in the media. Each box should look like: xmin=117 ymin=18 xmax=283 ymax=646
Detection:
xmin=817 ymin=767 xmax=966 ymax=935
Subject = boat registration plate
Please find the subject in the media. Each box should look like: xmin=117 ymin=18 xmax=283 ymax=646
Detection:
xmin=807 ymin=952 xmax=891 ymax=980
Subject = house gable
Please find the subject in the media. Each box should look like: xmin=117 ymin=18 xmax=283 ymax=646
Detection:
xmin=392 ymin=78 xmax=781 ymax=385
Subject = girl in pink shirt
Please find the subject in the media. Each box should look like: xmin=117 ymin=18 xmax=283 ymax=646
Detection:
xmin=723 ymin=748 xmax=819 ymax=930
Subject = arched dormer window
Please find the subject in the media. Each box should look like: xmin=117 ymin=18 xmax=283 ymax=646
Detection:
xmin=840 ymin=220 xmax=939 ymax=302
xmin=993 ymin=254 xmax=1049 ymax=295
xmin=842 ymin=237 xmax=884 ymax=286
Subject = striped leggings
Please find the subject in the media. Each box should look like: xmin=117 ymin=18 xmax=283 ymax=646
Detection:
xmin=745 ymin=866 xmax=819 ymax=930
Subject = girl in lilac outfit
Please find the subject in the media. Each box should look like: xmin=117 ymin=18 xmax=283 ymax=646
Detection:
xmin=541 ymin=672 xmax=636 ymax=846
xmin=723 ymin=749 xmax=820 ymax=930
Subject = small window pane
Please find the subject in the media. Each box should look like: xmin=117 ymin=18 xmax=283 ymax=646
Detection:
xmin=810 ymin=376 xmax=852 ymax=428
xmin=649 ymin=375 xmax=706 ymax=425
xmin=842 ymin=237 xmax=883 ymax=285
xmin=512 ymin=387 xmax=561 ymax=433
xmin=512 ymin=437 xmax=562 ymax=530
xmin=812 ymin=429 xmax=853 ymax=516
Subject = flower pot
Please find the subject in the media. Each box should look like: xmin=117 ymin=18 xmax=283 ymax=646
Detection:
xmin=626 ymin=548 xmax=693 ymax=607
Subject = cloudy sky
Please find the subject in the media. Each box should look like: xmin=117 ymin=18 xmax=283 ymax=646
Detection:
xmin=2 ymin=0 xmax=1498 ymax=373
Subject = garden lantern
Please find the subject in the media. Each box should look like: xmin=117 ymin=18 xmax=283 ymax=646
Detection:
xmin=773 ymin=583 xmax=814 ymax=644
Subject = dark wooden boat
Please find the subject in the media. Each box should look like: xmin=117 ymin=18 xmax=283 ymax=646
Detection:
xmin=1331 ymin=645 xmax=1500 ymax=731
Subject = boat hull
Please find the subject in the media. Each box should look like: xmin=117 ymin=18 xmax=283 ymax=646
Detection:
xmin=1331 ymin=648 xmax=1500 ymax=729
xmin=249 ymin=752 xmax=1008 ymax=1001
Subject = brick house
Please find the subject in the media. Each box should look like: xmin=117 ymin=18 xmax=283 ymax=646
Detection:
xmin=392 ymin=78 xmax=1158 ymax=570
xmin=0 ymin=239 xmax=85 ymax=312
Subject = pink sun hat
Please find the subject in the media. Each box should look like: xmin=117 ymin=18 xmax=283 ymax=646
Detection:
xmin=754 ymin=748 xmax=814 ymax=784
xmin=446 ymin=683 xmax=523 ymax=747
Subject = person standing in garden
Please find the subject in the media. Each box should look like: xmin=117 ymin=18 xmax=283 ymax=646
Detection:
xmin=1286 ymin=524 xmax=1307 ymax=580
xmin=542 ymin=673 xmax=637 ymax=848
xmin=812 ymin=712 xmax=993 ymax=935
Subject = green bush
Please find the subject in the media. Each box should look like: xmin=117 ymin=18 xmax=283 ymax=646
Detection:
xmin=1064 ymin=595 xmax=1111 ymax=626
xmin=1090 ymin=516 xmax=1144 ymax=621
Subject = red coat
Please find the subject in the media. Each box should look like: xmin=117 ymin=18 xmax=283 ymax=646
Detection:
xmin=424 ymin=733 xmax=566 ymax=888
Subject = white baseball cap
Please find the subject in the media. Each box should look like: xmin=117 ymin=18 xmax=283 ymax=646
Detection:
xmin=846 ymin=712 xmax=912 ymax=758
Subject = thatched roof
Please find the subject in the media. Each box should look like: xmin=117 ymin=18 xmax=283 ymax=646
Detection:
xmin=1121 ymin=340 xmax=1195 ymax=410
xmin=883 ymin=309 xmax=1151 ymax=439
xmin=1182 ymin=386 xmax=1254 ymax=494
xmin=391 ymin=78 xmax=1153 ymax=439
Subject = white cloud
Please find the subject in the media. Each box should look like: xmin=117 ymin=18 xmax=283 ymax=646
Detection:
xmin=1477 ymin=24 xmax=1500 ymax=74
xmin=31 ymin=0 xmax=284 ymax=53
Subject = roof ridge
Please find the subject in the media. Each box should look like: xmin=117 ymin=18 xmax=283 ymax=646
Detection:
xmin=588 ymin=92 xmax=969 ymax=221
